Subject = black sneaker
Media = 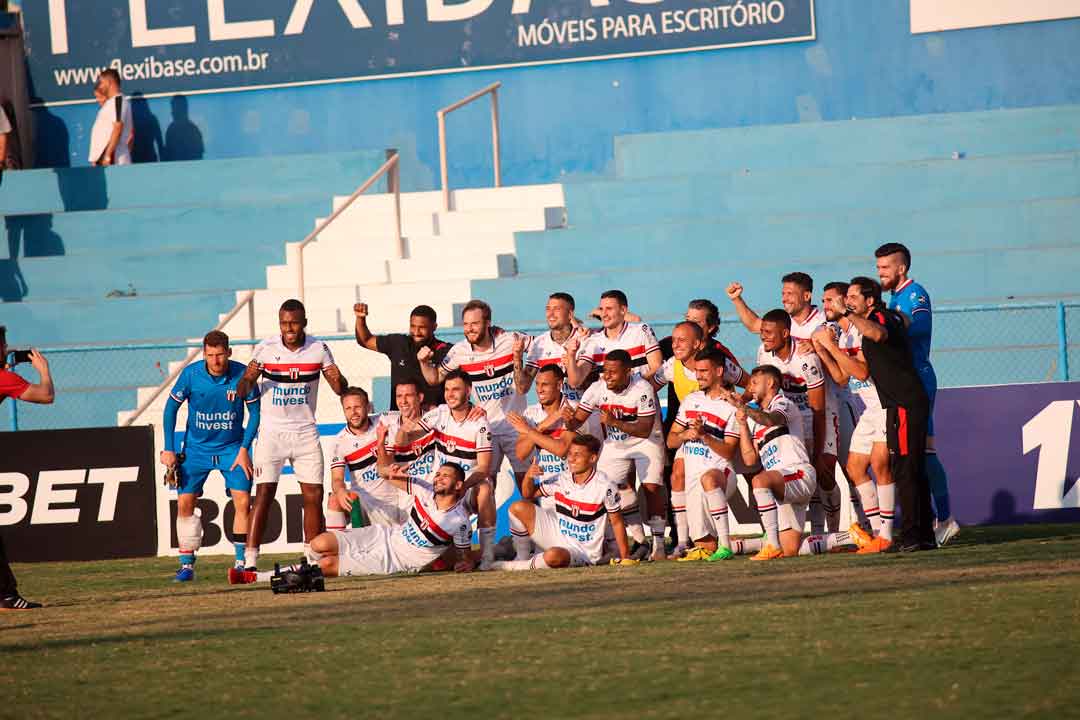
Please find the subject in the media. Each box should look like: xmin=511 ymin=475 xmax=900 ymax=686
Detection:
xmin=0 ymin=593 xmax=42 ymax=610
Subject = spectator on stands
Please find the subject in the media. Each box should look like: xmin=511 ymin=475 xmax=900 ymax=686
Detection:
xmin=89 ymin=69 xmax=133 ymax=167
xmin=0 ymin=325 xmax=55 ymax=610
xmin=353 ymin=303 xmax=450 ymax=409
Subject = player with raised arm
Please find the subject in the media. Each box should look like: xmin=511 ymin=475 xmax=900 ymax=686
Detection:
xmin=161 ymin=331 xmax=259 ymax=583
xmin=233 ymin=300 xmax=348 ymax=573
xmin=732 ymin=366 xmax=855 ymax=559
xmin=754 ymin=309 xmax=834 ymax=531
xmin=564 ymin=289 xmax=662 ymax=390
xmin=876 ymin=242 xmax=958 ymax=545
xmin=418 ymin=299 xmax=530 ymax=500
xmin=728 ymin=275 xmax=842 ymax=531
xmin=354 ymin=303 xmax=450 ymax=408
xmin=490 ymin=435 xmax=636 ymax=570
xmin=397 ymin=370 xmax=497 ymax=568
xmin=240 ymin=462 xmax=474 ymax=582
xmin=324 ymin=387 xmax=405 ymax=536
xmin=566 ymin=349 xmax=666 ymax=560
xmin=666 ymin=348 xmax=741 ymax=562
xmin=812 ymin=278 xmax=896 ymax=553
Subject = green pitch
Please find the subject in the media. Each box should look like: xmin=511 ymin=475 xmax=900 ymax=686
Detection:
xmin=2 ymin=524 xmax=1079 ymax=720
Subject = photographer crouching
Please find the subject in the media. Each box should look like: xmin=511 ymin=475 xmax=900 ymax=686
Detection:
xmin=0 ymin=325 xmax=55 ymax=610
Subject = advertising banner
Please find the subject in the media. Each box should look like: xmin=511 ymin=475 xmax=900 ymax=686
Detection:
xmin=0 ymin=426 xmax=157 ymax=562
xmin=23 ymin=0 xmax=816 ymax=106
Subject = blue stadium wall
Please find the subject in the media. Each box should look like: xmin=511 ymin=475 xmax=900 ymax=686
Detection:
xmin=30 ymin=1 xmax=1080 ymax=188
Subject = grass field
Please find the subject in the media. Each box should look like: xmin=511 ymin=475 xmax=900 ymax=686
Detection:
xmin=3 ymin=524 xmax=1079 ymax=720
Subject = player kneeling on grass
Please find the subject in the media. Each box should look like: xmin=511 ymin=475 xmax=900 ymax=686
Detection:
xmin=732 ymin=366 xmax=855 ymax=560
xmin=490 ymin=434 xmax=637 ymax=571
xmin=666 ymin=348 xmax=741 ymax=563
xmin=240 ymin=462 xmax=474 ymax=584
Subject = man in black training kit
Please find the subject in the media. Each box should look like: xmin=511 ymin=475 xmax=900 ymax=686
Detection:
xmin=0 ymin=325 xmax=56 ymax=610
xmin=843 ymin=277 xmax=936 ymax=551
xmin=354 ymin=303 xmax=450 ymax=409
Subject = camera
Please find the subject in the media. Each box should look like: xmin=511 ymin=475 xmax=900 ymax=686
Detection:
xmin=7 ymin=350 xmax=32 ymax=366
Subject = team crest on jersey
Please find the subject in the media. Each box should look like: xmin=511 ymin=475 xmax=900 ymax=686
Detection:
xmin=226 ymin=389 xmax=237 ymax=402
xmin=484 ymin=364 xmax=495 ymax=377
xmin=445 ymin=438 xmax=457 ymax=454
xmin=289 ymin=367 xmax=300 ymax=380
xmin=571 ymin=504 xmax=580 ymax=518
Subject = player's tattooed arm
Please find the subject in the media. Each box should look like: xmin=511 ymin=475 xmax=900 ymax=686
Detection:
xmin=563 ymin=404 xmax=589 ymax=432
xmin=667 ymin=420 xmax=694 ymax=449
xmin=702 ymin=433 xmax=739 ymax=461
xmin=734 ymin=405 xmax=760 ymax=467
xmin=811 ymin=329 xmax=850 ymax=385
xmin=322 ymin=364 xmax=348 ymax=396
xmin=512 ymin=335 xmax=535 ymax=395
xmin=847 ymin=310 xmax=887 ymax=343
xmin=561 ymin=335 xmax=592 ymax=390
xmin=234 ymin=360 xmax=261 ymax=400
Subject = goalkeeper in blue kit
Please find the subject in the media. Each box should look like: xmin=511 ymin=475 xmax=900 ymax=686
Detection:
xmin=161 ymin=331 xmax=260 ymax=582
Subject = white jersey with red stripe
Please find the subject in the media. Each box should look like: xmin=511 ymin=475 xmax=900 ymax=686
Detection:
xmin=577 ymin=322 xmax=659 ymax=371
xmin=673 ymin=391 xmax=740 ymax=477
xmin=522 ymin=400 xmax=574 ymax=483
xmin=330 ymin=415 xmax=402 ymax=517
xmin=441 ymin=328 xmax=527 ymax=426
xmin=747 ymin=392 xmax=811 ymax=473
xmin=390 ymin=478 xmax=472 ymax=571
xmin=578 ymin=375 xmax=663 ymax=452
xmin=536 ymin=468 xmax=622 ymax=564
xmin=525 ymin=330 xmax=586 ymax=403
xmin=838 ymin=325 xmax=882 ymax=414
xmin=756 ymin=341 xmax=823 ymax=434
xmin=790 ymin=306 xmax=826 ymax=340
xmin=381 ymin=411 xmax=437 ymax=480
xmin=251 ymin=335 xmax=334 ymax=432
xmin=418 ymin=404 xmax=492 ymax=476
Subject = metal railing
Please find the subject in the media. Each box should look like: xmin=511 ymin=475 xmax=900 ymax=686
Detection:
xmin=296 ymin=150 xmax=402 ymax=304
xmin=438 ymin=82 xmax=502 ymax=212
xmin=6 ymin=300 xmax=1078 ymax=432
xmin=119 ymin=290 xmax=256 ymax=428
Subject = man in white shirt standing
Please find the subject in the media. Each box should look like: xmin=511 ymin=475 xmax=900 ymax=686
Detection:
xmin=88 ymin=69 xmax=133 ymax=167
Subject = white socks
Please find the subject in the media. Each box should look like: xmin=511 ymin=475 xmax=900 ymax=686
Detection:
xmin=671 ymin=490 xmax=689 ymax=547
xmin=325 ymin=510 xmax=348 ymax=531
xmin=647 ymin=517 xmax=666 ymax=553
xmin=619 ymin=485 xmax=646 ymax=544
xmin=877 ymin=483 xmax=896 ymax=541
xmin=704 ymin=488 xmax=731 ymax=550
xmin=753 ymin=487 xmax=780 ymax=548
xmin=855 ymin=481 xmax=881 ymax=534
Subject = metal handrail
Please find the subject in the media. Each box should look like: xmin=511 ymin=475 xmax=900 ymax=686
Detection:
xmin=120 ymin=290 xmax=256 ymax=427
xmin=297 ymin=151 xmax=402 ymax=304
xmin=438 ymin=82 xmax=502 ymax=212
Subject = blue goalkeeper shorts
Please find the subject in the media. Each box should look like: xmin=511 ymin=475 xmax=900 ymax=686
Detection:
xmin=177 ymin=447 xmax=252 ymax=496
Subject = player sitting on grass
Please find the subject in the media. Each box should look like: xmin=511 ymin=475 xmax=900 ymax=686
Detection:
xmin=667 ymin=348 xmax=741 ymax=563
xmin=239 ymin=462 xmax=474 ymax=583
xmin=489 ymin=434 xmax=638 ymax=570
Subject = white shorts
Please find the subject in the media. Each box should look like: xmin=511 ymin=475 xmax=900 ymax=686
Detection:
xmin=253 ymin=427 xmax=324 ymax=485
xmin=777 ymin=464 xmax=817 ymax=533
xmin=530 ymin=507 xmax=593 ymax=567
xmin=331 ymin=526 xmax=395 ymax=576
xmin=685 ymin=467 xmax=737 ymax=541
xmin=849 ymin=407 xmax=887 ymax=456
xmin=598 ymin=440 xmax=665 ymax=488
xmin=489 ymin=421 xmax=530 ymax=474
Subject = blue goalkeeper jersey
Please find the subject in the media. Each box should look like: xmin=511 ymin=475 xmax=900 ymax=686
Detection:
xmin=888 ymin=278 xmax=933 ymax=375
xmin=168 ymin=360 xmax=259 ymax=454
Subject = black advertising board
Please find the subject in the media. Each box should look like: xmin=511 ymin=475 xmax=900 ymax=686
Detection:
xmin=0 ymin=426 xmax=157 ymax=561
